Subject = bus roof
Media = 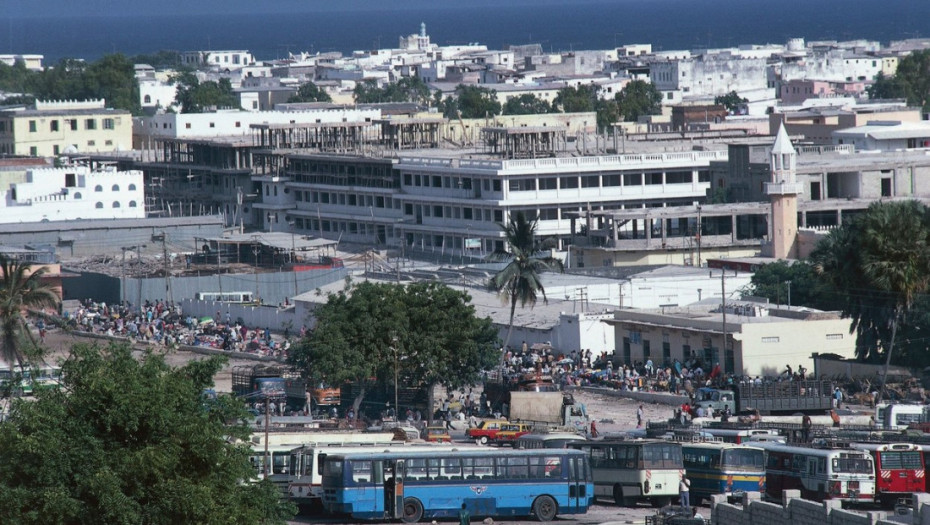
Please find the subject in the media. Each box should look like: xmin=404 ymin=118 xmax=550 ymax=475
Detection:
xmin=681 ymin=442 xmax=765 ymax=452
xmin=851 ymin=442 xmax=923 ymax=452
xmin=322 ymin=448 xmax=587 ymax=462
xmin=752 ymin=442 xmax=872 ymax=458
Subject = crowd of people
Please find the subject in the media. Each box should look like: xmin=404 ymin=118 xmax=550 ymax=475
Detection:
xmin=63 ymin=299 xmax=292 ymax=359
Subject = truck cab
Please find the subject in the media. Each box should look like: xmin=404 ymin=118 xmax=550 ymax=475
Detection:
xmin=694 ymin=387 xmax=736 ymax=416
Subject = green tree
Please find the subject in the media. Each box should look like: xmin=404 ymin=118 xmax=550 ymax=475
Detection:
xmin=714 ymin=90 xmax=748 ymax=113
xmin=867 ymin=50 xmax=930 ymax=110
xmin=452 ymin=84 xmax=501 ymax=119
xmin=353 ymin=77 xmax=432 ymax=105
xmin=502 ymin=93 xmax=552 ymax=115
xmin=129 ymin=50 xmax=182 ymax=69
xmin=487 ymin=212 xmax=564 ymax=351
xmin=747 ymin=260 xmax=837 ymax=311
xmin=594 ymin=98 xmax=620 ymax=132
xmin=811 ymin=201 xmax=930 ymax=381
xmin=287 ymin=81 xmax=332 ymax=103
xmin=0 ymin=342 xmax=294 ymax=524
xmin=553 ymin=85 xmax=596 ymax=113
xmin=288 ymin=280 xmax=498 ymax=416
xmin=615 ymin=79 xmax=662 ymax=122
xmin=0 ymin=256 xmax=60 ymax=382
xmin=173 ymin=71 xmax=238 ymax=113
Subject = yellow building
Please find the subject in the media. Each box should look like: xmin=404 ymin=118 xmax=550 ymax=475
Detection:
xmin=0 ymin=99 xmax=132 ymax=157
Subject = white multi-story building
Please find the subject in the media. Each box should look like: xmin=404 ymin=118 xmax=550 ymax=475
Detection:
xmin=0 ymin=164 xmax=145 ymax=223
xmin=180 ymin=50 xmax=255 ymax=70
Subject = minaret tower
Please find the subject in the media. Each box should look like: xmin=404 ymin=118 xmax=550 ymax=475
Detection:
xmin=765 ymin=123 xmax=802 ymax=259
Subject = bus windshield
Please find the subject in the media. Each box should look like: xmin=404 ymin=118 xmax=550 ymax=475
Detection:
xmin=322 ymin=459 xmax=344 ymax=478
xmin=642 ymin=443 xmax=683 ymax=469
xmin=879 ymin=451 xmax=923 ymax=470
xmin=723 ymin=449 xmax=764 ymax=470
xmin=832 ymin=457 xmax=872 ymax=474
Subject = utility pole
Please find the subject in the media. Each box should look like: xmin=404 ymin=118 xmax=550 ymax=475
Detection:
xmin=696 ymin=205 xmax=703 ymax=268
xmin=786 ymin=280 xmax=792 ymax=307
xmin=721 ymin=269 xmax=727 ymax=367
xmin=136 ymin=244 xmax=143 ymax=311
xmin=159 ymin=232 xmax=172 ymax=304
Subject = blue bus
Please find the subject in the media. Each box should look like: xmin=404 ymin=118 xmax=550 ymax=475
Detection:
xmin=681 ymin=442 xmax=765 ymax=503
xmin=321 ymin=448 xmax=593 ymax=522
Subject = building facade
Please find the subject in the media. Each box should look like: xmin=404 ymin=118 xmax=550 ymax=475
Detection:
xmin=0 ymin=100 xmax=132 ymax=157
xmin=0 ymin=164 xmax=145 ymax=223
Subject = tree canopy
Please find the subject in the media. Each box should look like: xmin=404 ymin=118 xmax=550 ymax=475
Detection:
xmin=0 ymin=342 xmax=293 ymax=524
xmin=867 ymin=50 xmax=930 ymax=110
xmin=0 ymin=54 xmax=142 ymax=114
xmin=747 ymin=260 xmax=838 ymax=312
xmin=810 ymin=200 xmax=930 ymax=365
xmin=714 ymin=90 xmax=748 ymax=114
xmin=502 ymin=93 xmax=552 ymax=115
xmin=438 ymin=84 xmax=502 ymax=119
xmin=615 ymin=79 xmax=662 ymax=122
xmin=287 ymin=81 xmax=332 ymax=103
xmin=172 ymin=71 xmax=239 ymax=113
xmin=353 ymin=77 xmax=432 ymax=105
xmin=288 ymin=280 xmax=499 ymax=414
xmin=552 ymin=84 xmax=620 ymax=131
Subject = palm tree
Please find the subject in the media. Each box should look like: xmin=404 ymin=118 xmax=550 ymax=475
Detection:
xmin=0 ymin=255 xmax=61 ymax=389
xmin=857 ymin=201 xmax=930 ymax=401
xmin=812 ymin=201 xmax=930 ymax=400
xmin=487 ymin=212 xmax=564 ymax=352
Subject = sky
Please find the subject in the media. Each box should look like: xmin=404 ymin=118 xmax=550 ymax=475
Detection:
xmin=10 ymin=0 xmax=595 ymax=18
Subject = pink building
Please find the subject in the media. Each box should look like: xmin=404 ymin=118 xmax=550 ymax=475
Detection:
xmin=780 ymin=79 xmax=868 ymax=104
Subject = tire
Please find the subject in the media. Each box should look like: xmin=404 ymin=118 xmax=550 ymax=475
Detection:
xmin=533 ymin=495 xmax=558 ymax=522
xmin=402 ymin=498 xmax=423 ymax=523
xmin=613 ymin=485 xmax=625 ymax=506
xmin=478 ymin=435 xmax=489 ymax=445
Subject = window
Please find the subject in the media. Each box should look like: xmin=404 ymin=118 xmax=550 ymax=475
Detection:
xmin=73 ymin=192 xmax=82 ymax=199
xmin=560 ymin=176 xmax=579 ymax=189
xmin=85 ymin=119 xmax=97 ymax=130
xmin=112 ymin=201 xmax=120 ymax=208
xmin=69 ymin=120 xmax=78 ymax=131
xmin=50 ymin=120 xmax=59 ymax=132
xmin=112 ymin=184 xmax=120 ymax=191
xmin=53 ymin=145 xmax=59 ymax=155
xmin=185 ymin=123 xmax=192 ymax=129
xmin=761 ymin=336 xmax=780 ymax=343
xmin=144 ymin=95 xmax=152 ymax=104
xmin=129 ymin=200 xmax=137 ymax=207
xmin=623 ymin=173 xmax=642 ymax=186
xmin=29 ymin=120 xmax=37 ymax=132
xmin=95 ymin=202 xmax=103 ymax=209
xmin=103 ymin=118 xmax=115 ymax=130
xmin=826 ymin=334 xmax=843 ymax=340
xmin=29 ymin=146 xmax=37 ymax=156
xmin=87 ymin=140 xmax=95 ymax=146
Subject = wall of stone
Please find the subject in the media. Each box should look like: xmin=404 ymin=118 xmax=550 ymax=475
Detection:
xmin=710 ymin=490 xmax=929 ymax=525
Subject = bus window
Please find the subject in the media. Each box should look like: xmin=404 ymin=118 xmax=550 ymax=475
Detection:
xmin=473 ymin=456 xmax=494 ymax=478
xmin=880 ymin=452 xmax=904 ymax=470
xmin=498 ymin=457 xmax=529 ymax=479
xmin=407 ymin=458 xmax=427 ymax=480
xmin=832 ymin=457 xmax=871 ymax=474
xmin=442 ymin=458 xmax=463 ymax=480
xmin=901 ymin=451 xmax=923 ymax=469
xmin=351 ymin=460 xmax=372 ymax=483
xmin=323 ymin=459 xmax=343 ymax=478
xmin=723 ymin=449 xmax=763 ymax=470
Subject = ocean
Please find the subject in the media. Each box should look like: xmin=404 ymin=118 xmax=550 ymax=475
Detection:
xmin=5 ymin=0 xmax=930 ymax=63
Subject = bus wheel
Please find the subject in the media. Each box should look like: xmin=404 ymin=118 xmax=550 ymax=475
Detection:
xmin=533 ymin=495 xmax=558 ymax=522
xmin=613 ymin=485 xmax=625 ymax=506
xmin=651 ymin=496 xmax=672 ymax=508
xmin=401 ymin=498 xmax=423 ymax=523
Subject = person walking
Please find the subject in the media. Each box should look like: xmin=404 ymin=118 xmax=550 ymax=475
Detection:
xmin=459 ymin=503 xmax=470 ymax=525
xmin=636 ymin=404 xmax=644 ymax=428
xmin=679 ymin=473 xmax=691 ymax=509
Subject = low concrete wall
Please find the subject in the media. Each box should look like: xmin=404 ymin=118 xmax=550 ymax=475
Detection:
xmin=581 ymin=386 xmax=687 ymax=406
xmin=710 ymin=490 xmax=923 ymax=525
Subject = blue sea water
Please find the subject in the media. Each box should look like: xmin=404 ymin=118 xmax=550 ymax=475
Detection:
xmin=4 ymin=0 xmax=930 ymax=63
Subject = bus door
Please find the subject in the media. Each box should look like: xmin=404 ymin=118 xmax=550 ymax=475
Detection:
xmin=568 ymin=456 xmax=586 ymax=512
xmin=384 ymin=459 xmax=406 ymax=519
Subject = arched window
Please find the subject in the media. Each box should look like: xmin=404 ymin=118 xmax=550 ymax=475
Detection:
xmin=95 ymin=202 xmax=103 ymax=209
xmin=112 ymin=201 xmax=121 ymax=208
xmin=128 ymin=184 xmax=136 ymax=191
xmin=73 ymin=192 xmax=82 ymax=200
xmin=143 ymin=94 xmax=151 ymax=104
xmin=129 ymin=200 xmax=137 ymax=207
xmin=112 ymin=184 xmax=120 ymax=191
xmin=94 ymin=185 xmax=103 ymax=192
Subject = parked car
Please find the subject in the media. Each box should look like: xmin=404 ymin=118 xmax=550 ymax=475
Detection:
xmin=466 ymin=419 xmax=510 ymax=445
xmin=490 ymin=423 xmax=531 ymax=446
xmin=425 ymin=426 xmax=451 ymax=443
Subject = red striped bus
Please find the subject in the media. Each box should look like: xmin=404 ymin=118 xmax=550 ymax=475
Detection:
xmin=851 ymin=443 xmax=924 ymax=505
xmin=756 ymin=442 xmax=875 ymax=504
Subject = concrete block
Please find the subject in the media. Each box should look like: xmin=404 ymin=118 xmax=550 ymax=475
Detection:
xmin=743 ymin=491 xmax=761 ymax=507
xmin=710 ymin=494 xmax=727 ymax=510
xmin=783 ymin=489 xmax=801 ymax=507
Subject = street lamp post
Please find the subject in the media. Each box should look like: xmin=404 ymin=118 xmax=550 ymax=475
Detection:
xmin=288 ymin=221 xmax=298 ymax=298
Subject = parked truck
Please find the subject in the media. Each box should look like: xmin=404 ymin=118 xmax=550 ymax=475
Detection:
xmin=506 ymin=391 xmax=590 ymax=432
xmin=232 ymin=365 xmax=307 ymax=410
xmin=693 ymin=380 xmax=833 ymax=416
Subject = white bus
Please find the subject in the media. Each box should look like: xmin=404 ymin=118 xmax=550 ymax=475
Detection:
xmin=571 ymin=439 xmax=683 ymax=507
xmin=194 ymin=291 xmax=254 ymax=303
